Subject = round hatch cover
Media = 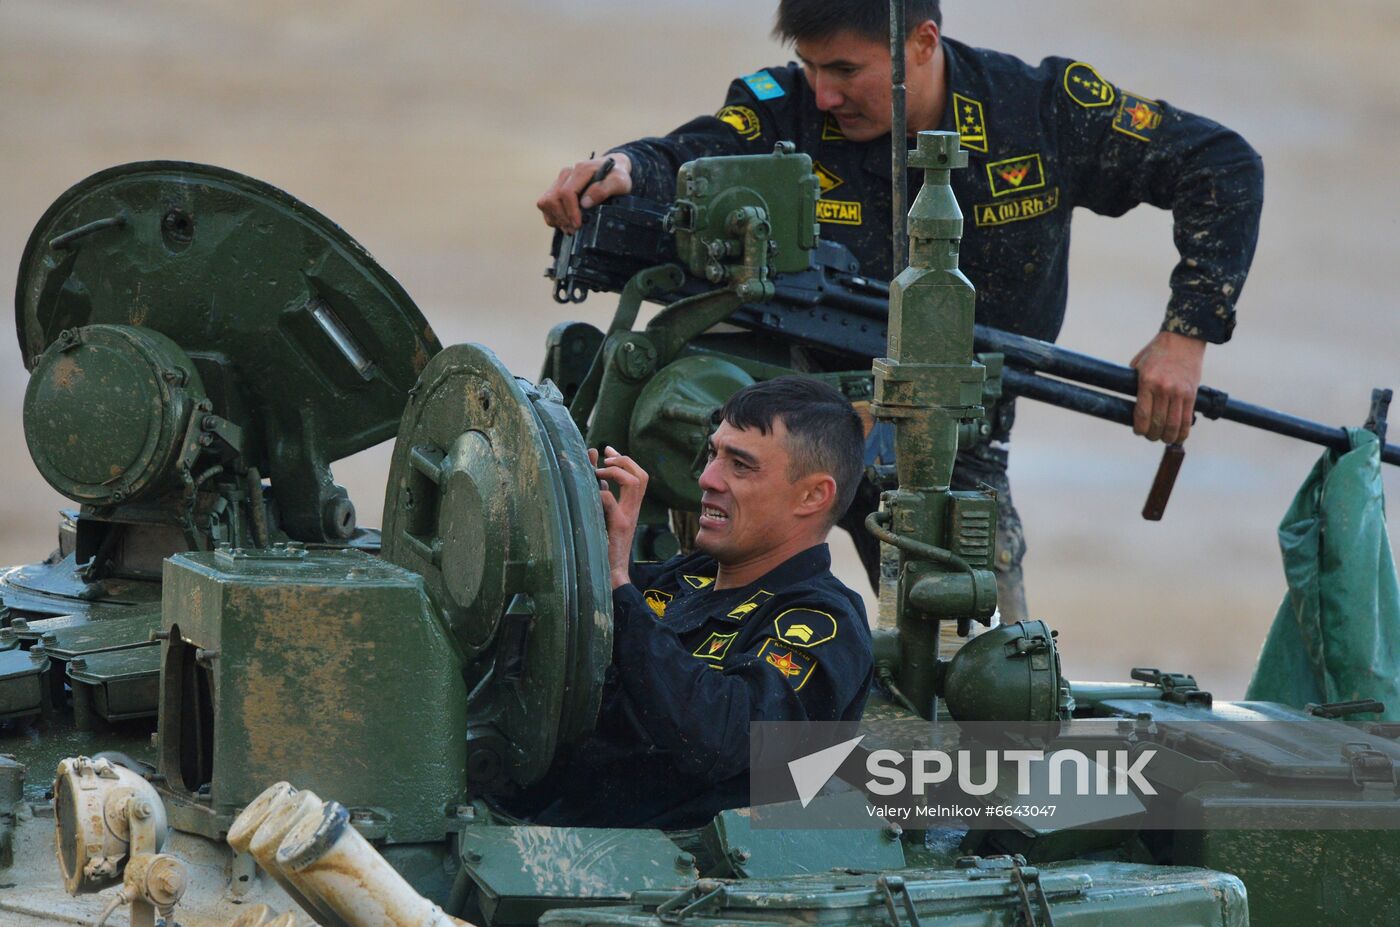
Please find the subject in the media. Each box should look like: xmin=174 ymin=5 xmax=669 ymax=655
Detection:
xmin=14 ymin=162 xmax=442 ymax=513
xmin=380 ymin=344 xmax=611 ymax=792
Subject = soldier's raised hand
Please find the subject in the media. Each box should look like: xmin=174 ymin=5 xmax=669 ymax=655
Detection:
xmin=538 ymin=153 xmax=634 ymax=233
xmin=590 ymin=445 xmax=648 ymax=588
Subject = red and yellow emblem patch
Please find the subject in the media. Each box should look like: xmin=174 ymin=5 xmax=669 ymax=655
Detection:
xmin=986 ymin=154 xmax=1046 ymax=198
xmin=693 ymin=631 xmax=738 ymax=662
xmin=757 ymin=638 xmax=816 ymax=690
xmin=1113 ymin=92 xmax=1163 ymax=142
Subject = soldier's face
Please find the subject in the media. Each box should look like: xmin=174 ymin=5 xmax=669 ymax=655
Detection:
xmin=794 ymin=31 xmax=895 ymax=142
xmin=695 ymin=420 xmax=810 ymax=564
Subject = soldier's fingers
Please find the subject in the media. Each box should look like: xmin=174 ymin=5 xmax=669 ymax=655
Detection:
xmin=537 ymin=168 xmax=575 ymax=228
xmin=579 ymin=166 xmax=633 ymax=210
xmin=1160 ymin=395 xmax=1184 ymax=444
xmin=594 ymin=465 xmax=641 ymax=488
xmin=1133 ymin=388 xmax=1155 ymax=438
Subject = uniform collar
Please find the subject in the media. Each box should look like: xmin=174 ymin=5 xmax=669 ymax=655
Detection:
xmin=863 ymin=36 xmax=970 ymax=180
xmin=721 ymin=543 xmax=832 ymax=594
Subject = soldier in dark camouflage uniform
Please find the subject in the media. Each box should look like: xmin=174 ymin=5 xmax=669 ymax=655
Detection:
xmin=538 ymin=0 xmax=1264 ymax=622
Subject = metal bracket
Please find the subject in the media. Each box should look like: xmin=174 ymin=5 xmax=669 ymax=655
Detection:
xmin=1365 ymin=388 xmax=1392 ymax=445
xmin=1008 ymin=860 xmax=1058 ymax=927
xmin=876 ymin=875 xmax=923 ymax=927
xmin=655 ymin=880 xmax=725 ymax=924
xmin=1307 ymin=698 xmax=1386 ymax=719
xmin=1130 ymin=667 xmax=1213 ymax=707
xmin=1342 ymin=742 xmax=1397 ymax=789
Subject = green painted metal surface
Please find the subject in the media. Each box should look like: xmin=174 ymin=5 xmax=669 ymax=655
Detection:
xmin=700 ymin=793 xmax=906 ymax=878
xmin=380 ymin=343 xmax=611 ymax=794
xmin=15 ymin=161 xmax=441 ymax=542
xmin=155 ymin=546 xmax=468 ymax=843
xmin=24 ymin=324 xmax=208 ymax=507
xmin=545 ymin=861 xmax=1247 ymax=927
xmin=459 ymin=825 xmax=696 ymax=924
xmin=66 ymin=645 xmax=160 ymax=721
xmin=870 ymin=133 xmax=998 ymax=718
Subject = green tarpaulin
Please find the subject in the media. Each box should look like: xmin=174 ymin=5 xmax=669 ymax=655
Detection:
xmin=1246 ymin=428 xmax=1400 ymax=719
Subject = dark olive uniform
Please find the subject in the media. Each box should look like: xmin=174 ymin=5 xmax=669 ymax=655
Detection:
xmin=524 ymin=544 xmax=871 ymax=829
xmin=614 ymin=38 xmax=1265 ymax=605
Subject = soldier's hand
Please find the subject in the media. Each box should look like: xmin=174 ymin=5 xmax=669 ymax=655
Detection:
xmin=538 ymin=153 xmax=633 ymax=233
xmin=1130 ymin=331 xmax=1207 ymax=444
xmin=590 ymin=445 xmax=648 ymax=588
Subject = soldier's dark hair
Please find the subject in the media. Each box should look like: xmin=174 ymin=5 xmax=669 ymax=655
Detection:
xmin=716 ymin=377 xmax=867 ymax=525
xmin=773 ymin=0 xmax=942 ymax=44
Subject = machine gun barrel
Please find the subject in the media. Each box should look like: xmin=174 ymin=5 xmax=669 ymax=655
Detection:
xmin=978 ymin=325 xmax=1399 ymax=465
xmin=549 ymin=198 xmax=1398 ymax=464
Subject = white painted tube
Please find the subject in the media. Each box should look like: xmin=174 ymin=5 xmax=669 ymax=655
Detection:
xmin=243 ymin=788 xmax=349 ymax=927
xmin=276 ymin=802 xmax=473 ymax=927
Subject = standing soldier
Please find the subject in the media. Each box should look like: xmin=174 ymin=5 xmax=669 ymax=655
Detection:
xmin=537 ymin=0 xmax=1265 ymax=621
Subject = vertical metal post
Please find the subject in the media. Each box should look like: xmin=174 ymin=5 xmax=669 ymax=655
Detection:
xmin=890 ymin=0 xmax=908 ymax=277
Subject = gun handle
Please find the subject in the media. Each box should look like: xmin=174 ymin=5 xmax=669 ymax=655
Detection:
xmin=1142 ymin=443 xmax=1186 ymax=521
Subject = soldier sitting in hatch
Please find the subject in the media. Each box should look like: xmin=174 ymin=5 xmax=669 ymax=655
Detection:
xmin=511 ymin=377 xmax=873 ymax=829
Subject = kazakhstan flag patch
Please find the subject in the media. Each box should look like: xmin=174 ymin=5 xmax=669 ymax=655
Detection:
xmin=742 ymin=70 xmax=785 ymax=101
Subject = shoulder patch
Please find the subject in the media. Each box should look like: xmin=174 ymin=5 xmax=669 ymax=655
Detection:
xmin=727 ymin=589 xmax=775 ymax=621
xmin=742 ymin=70 xmax=785 ymax=101
xmin=1112 ymin=91 xmax=1163 ymax=142
xmin=986 ymin=153 xmax=1046 ymax=198
xmin=681 ymin=574 xmax=715 ymax=589
xmin=773 ymin=607 xmax=838 ymax=648
xmin=643 ymin=589 xmax=673 ymax=618
xmin=717 ymin=104 xmax=763 ymax=140
xmin=952 ymin=92 xmax=988 ymax=153
xmin=1063 ymin=61 xmax=1115 ymax=108
xmin=693 ymin=630 xmax=738 ymax=661
xmin=821 ymin=113 xmax=847 ymax=141
xmin=812 ymin=161 xmax=845 ymax=194
xmin=758 ymin=638 xmax=817 ymax=690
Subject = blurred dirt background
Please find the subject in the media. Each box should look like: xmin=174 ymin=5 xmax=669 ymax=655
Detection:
xmin=2 ymin=0 xmax=1397 ymax=696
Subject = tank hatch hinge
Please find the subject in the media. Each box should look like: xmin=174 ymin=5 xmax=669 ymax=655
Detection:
xmin=1342 ymin=742 xmax=1397 ymax=790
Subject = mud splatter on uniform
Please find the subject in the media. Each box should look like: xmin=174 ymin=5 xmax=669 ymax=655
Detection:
xmin=519 ymin=544 xmax=871 ymax=828
xmin=615 ymin=38 xmax=1265 ymax=612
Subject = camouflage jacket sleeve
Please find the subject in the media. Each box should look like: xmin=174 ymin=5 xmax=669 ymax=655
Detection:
xmin=610 ymin=582 xmax=872 ymax=783
xmin=610 ymin=68 xmax=798 ymax=203
xmin=1050 ymin=60 xmax=1264 ymax=343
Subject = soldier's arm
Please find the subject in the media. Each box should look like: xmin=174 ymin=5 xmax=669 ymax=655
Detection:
xmin=1050 ymin=60 xmax=1264 ymax=441
xmin=612 ymin=70 xmax=790 ymax=203
xmin=609 ymin=585 xmax=872 ymax=783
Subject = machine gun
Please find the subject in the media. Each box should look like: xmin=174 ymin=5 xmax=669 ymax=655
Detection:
xmin=549 ymin=188 xmax=1400 ymax=519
